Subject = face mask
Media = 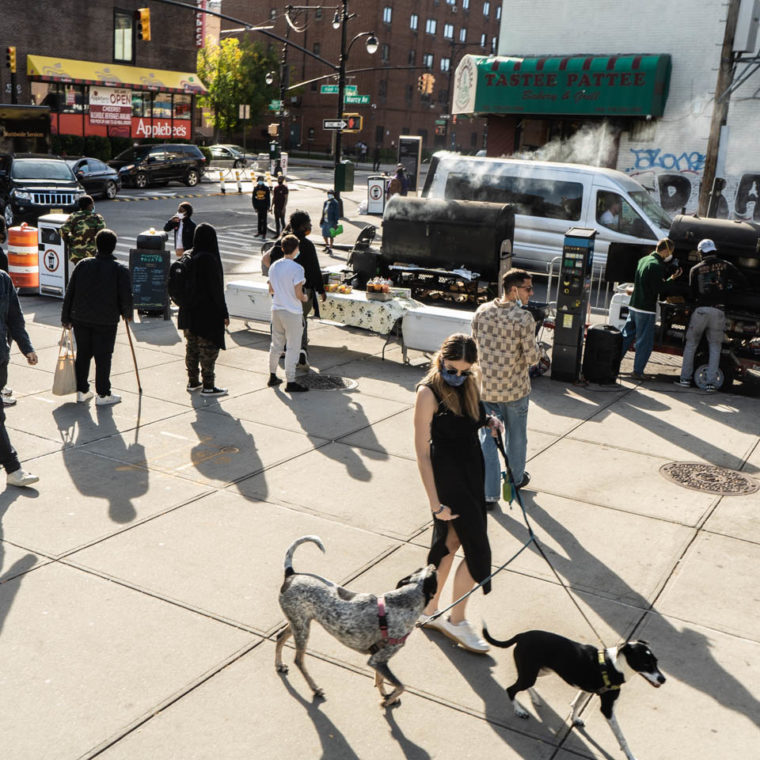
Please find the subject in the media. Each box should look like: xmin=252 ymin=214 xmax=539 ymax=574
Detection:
xmin=327 ymin=194 xmax=334 ymax=199
xmin=440 ymin=364 xmax=468 ymax=387
xmin=663 ymin=254 xmax=673 ymax=263
xmin=177 ymin=212 xmax=185 ymax=219
xmin=515 ymin=297 xmax=523 ymax=308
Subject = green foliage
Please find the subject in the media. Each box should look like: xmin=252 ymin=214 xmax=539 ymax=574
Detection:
xmin=197 ymin=37 xmax=278 ymax=139
xmin=83 ymin=135 xmax=112 ymax=161
xmin=198 ymin=146 xmax=212 ymax=162
xmin=51 ymin=134 xmax=84 ymax=157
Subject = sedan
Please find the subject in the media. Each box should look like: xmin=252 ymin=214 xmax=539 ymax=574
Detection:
xmin=67 ymin=157 xmax=121 ymax=199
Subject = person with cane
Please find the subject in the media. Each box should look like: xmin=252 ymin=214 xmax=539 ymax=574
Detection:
xmin=62 ymin=228 xmax=133 ymax=406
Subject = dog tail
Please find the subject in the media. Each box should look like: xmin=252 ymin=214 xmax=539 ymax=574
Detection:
xmin=482 ymin=622 xmax=518 ymax=649
xmin=284 ymin=535 xmax=325 ymax=578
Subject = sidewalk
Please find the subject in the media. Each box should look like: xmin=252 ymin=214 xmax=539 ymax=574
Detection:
xmin=1 ymin=295 xmax=758 ymax=760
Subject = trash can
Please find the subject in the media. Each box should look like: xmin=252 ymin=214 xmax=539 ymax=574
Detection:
xmin=582 ymin=324 xmax=623 ymax=384
xmin=367 ymin=175 xmax=386 ymax=215
xmin=335 ymin=159 xmax=355 ymax=192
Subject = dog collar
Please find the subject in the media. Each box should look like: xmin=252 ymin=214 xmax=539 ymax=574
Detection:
xmin=377 ymin=595 xmax=411 ymax=647
xmin=597 ymin=650 xmax=621 ymax=694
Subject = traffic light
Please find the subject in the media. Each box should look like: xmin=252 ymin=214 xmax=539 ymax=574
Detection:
xmin=267 ymin=123 xmax=279 ymax=137
xmin=6 ymin=46 xmax=16 ymax=73
xmin=417 ymin=74 xmax=425 ymax=93
xmin=424 ymin=73 xmax=435 ymax=95
xmin=136 ymin=8 xmax=151 ymax=41
xmin=343 ymin=113 xmax=363 ymax=132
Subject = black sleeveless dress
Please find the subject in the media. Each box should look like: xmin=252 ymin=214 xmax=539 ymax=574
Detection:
xmin=424 ymin=383 xmax=492 ymax=595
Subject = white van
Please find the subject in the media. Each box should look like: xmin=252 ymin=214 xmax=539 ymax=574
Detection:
xmin=421 ymin=153 xmax=672 ymax=273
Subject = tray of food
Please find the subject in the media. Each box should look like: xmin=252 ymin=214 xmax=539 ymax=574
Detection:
xmin=366 ymin=278 xmax=393 ymax=300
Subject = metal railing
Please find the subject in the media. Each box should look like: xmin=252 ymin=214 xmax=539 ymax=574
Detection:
xmin=545 ymin=256 xmax=614 ymax=314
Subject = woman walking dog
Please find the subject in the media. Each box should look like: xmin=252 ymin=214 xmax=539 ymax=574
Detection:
xmin=414 ymin=333 xmax=502 ymax=653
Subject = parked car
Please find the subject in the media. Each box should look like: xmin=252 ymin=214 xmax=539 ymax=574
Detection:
xmin=67 ymin=157 xmax=121 ymax=199
xmin=207 ymin=144 xmax=253 ymax=168
xmin=109 ymin=143 xmax=206 ymax=189
xmin=0 ymin=153 xmax=85 ymax=225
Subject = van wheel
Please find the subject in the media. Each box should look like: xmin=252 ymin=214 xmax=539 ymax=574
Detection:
xmin=135 ymin=172 xmax=149 ymax=189
xmin=185 ymin=169 xmax=199 ymax=187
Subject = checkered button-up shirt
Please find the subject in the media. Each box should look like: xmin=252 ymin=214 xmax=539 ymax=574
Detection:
xmin=472 ymin=299 xmax=539 ymax=402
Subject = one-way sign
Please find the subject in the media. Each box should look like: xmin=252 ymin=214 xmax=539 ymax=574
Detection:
xmin=323 ymin=118 xmax=348 ymax=130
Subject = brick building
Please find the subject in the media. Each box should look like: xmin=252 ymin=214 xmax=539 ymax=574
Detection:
xmin=222 ymin=0 xmax=501 ymax=155
xmin=1 ymin=0 xmax=209 ymax=143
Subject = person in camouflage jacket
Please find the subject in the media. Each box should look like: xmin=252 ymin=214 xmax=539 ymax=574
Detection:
xmin=61 ymin=195 xmax=106 ymax=263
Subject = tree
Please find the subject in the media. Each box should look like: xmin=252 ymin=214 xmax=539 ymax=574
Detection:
xmin=197 ymin=37 xmax=278 ymax=142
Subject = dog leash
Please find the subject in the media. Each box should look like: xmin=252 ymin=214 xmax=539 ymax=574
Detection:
xmin=419 ymin=431 xmax=608 ymax=649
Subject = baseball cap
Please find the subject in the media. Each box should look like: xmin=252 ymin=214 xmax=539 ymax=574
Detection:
xmin=697 ymin=238 xmax=717 ymax=253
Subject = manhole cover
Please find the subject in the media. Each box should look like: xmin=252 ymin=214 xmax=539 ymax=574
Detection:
xmin=297 ymin=373 xmax=358 ymax=391
xmin=659 ymin=462 xmax=759 ymax=495
xmin=219 ymin=446 xmax=239 ymax=454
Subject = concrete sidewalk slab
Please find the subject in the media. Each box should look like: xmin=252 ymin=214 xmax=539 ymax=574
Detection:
xmin=526 ymin=438 xmax=716 ymax=525
xmin=703 ymin=489 xmax=760 ymax=543
xmin=0 ymin=562 xmax=255 ymax=760
xmin=96 ymin=640 xmax=560 ymax=760
xmin=235 ymin=442 xmax=429 ymax=539
xmin=69 ymin=490 xmax=401 ymax=633
xmin=654 ymin=531 xmax=760 ymax=641
xmin=1 ymin=447 xmax=210 ymax=556
xmin=4 ymin=363 xmax=55 ymax=398
xmin=337 ymin=354 xmax=423 ymax=404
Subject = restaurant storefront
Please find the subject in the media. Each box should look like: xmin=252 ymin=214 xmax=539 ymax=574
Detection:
xmin=453 ymin=54 xmax=671 ymax=164
xmin=27 ymin=55 xmax=206 ymax=142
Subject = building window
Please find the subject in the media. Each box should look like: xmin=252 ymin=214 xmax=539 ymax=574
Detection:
xmin=379 ymin=79 xmax=388 ymax=97
xmin=444 ymin=23 xmax=454 ymax=39
xmin=113 ymin=10 xmax=133 ymax=63
xmin=480 ymin=32 xmax=486 ymax=47
xmin=375 ymin=125 xmax=384 ymax=144
xmin=410 ymin=13 xmax=418 ymax=31
xmin=438 ymin=88 xmax=449 ymax=103
xmin=381 ymin=43 xmax=390 ymax=61
xmin=459 ymin=28 xmax=467 ymax=42
xmin=152 ymin=94 xmax=172 ymax=119
xmin=426 ymin=18 xmax=437 ymax=35
xmin=173 ymin=94 xmax=192 ymax=120
xmin=496 ymin=5 xmax=501 ymax=19
xmin=132 ymin=91 xmax=151 ymax=117
xmin=423 ymin=53 xmax=434 ymax=68
xmin=405 ymin=84 xmax=413 ymax=101
xmin=419 ymin=128 xmax=428 ymax=146
xmin=270 ymin=8 xmax=276 ymax=20
xmin=313 ymin=42 xmax=320 ymax=55
xmin=62 ymin=85 xmax=86 ymax=114
xmin=383 ymin=6 xmax=392 ymax=24
xmin=315 ymin=7 xmax=322 ymax=18
xmin=463 ymin=0 xmax=469 ymax=9
xmin=441 ymin=57 xmax=451 ymax=72
xmin=310 ymin=81 xmax=318 ymax=91
xmin=491 ymin=36 xmax=497 ymax=54
xmin=445 ymin=0 xmax=456 ymax=5
xmin=483 ymin=1 xmax=490 ymax=15
xmin=408 ymin=49 xmax=416 ymax=65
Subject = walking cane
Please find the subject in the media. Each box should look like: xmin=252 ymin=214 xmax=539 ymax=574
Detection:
xmin=124 ymin=318 xmax=142 ymax=394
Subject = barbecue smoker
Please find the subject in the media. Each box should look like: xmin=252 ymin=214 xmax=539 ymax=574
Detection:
xmin=348 ymin=196 xmax=515 ymax=306
xmin=655 ymin=215 xmax=760 ymax=390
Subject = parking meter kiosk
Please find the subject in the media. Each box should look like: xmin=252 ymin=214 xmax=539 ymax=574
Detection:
xmin=551 ymin=227 xmax=596 ymax=382
xmin=367 ymin=175 xmax=386 ymax=214
xmin=37 ymin=213 xmax=71 ymax=298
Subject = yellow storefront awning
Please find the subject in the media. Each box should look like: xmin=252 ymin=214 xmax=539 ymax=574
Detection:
xmin=27 ymin=55 xmax=207 ymax=95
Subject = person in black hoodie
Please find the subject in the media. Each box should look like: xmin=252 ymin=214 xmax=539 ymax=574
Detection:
xmin=62 ymin=229 xmax=133 ymax=406
xmin=163 ymin=202 xmax=197 ymax=258
xmin=178 ymin=223 xmax=230 ymax=397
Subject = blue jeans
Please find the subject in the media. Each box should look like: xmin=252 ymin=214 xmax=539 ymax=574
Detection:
xmin=620 ymin=309 xmax=656 ymax=375
xmin=480 ymin=396 xmax=529 ymax=502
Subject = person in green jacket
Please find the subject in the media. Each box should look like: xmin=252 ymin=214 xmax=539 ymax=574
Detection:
xmin=619 ymin=238 xmax=682 ymax=380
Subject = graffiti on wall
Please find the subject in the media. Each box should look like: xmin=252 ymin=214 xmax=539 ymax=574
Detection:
xmin=625 ymin=146 xmax=760 ymax=220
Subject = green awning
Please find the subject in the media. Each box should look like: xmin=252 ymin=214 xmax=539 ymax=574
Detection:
xmin=452 ymin=54 xmax=671 ymax=117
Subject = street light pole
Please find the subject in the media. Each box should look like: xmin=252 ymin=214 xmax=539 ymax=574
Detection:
xmin=334 ymin=0 xmax=349 ymax=202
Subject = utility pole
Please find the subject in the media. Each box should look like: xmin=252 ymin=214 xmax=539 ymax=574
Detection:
xmin=699 ymin=0 xmax=742 ymax=216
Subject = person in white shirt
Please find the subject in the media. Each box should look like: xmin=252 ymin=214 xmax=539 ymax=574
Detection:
xmin=163 ymin=202 xmax=196 ymax=258
xmin=267 ymin=234 xmax=310 ymax=393
xmin=599 ymin=196 xmax=621 ymax=228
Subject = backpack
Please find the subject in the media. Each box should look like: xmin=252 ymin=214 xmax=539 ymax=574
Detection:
xmin=168 ymin=253 xmax=196 ymax=307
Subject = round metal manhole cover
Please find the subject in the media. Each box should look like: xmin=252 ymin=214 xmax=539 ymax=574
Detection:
xmin=296 ymin=373 xmax=358 ymax=391
xmin=659 ymin=462 xmax=759 ymax=495
xmin=219 ymin=446 xmax=240 ymax=454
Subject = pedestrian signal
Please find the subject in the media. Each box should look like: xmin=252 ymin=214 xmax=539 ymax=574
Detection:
xmin=343 ymin=113 xmax=363 ymax=132
xmin=136 ymin=8 xmax=151 ymax=41
xmin=6 ymin=46 xmax=16 ymax=73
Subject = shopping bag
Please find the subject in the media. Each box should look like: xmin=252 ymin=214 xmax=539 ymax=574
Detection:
xmin=52 ymin=328 xmax=77 ymax=396
xmin=329 ymin=224 xmax=344 ymax=237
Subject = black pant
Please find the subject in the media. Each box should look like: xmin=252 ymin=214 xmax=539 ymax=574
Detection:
xmin=256 ymin=207 xmax=268 ymax=237
xmin=274 ymin=208 xmax=286 ymax=236
xmin=0 ymin=361 xmax=20 ymax=474
xmin=73 ymin=322 xmax=118 ymax=397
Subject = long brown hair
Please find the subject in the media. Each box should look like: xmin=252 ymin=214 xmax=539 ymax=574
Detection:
xmin=420 ymin=333 xmax=481 ymax=420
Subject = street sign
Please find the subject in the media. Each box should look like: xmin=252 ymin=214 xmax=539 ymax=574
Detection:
xmin=344 ymin=94 xmax=370 ymax=105
xmin=323 ymin=118 xmax=348 ymax=130
xmin=268 ymin=99 xmax=282 ymax=111
xmin=320 ymin=84 xmax=358 ymax=94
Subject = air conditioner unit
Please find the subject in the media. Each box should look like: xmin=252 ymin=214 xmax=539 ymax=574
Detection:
xmin=734 ymin=0 xmax=760 ymax=53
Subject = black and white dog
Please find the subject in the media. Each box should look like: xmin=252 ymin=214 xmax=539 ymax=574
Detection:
xmin=275 ymin=536 xmax=437 ymax=707
xmin=482 ymin=627 xmax=665 ymax=760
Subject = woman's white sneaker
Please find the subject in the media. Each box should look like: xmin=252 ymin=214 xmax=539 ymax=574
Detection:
xmin=7 ymin=468 xmax=39 ymax=487
xmin=96 ymin=394 xmax=121 ymax=406
xmin=77 ymin=391 xmax=94 ymax=403
xmin=439 ymin=618 xmax=490 ymax=653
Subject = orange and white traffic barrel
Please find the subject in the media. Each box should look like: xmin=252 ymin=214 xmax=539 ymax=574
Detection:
xmin=8 ymin=222 xmax=40 ymax=291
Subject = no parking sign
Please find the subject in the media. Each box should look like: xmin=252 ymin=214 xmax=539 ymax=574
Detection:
xmin=367 ymin=176 xmax=386 ymax=215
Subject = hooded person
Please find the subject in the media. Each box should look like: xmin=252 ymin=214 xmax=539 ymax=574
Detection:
xmin=178 ymin=223 xmax=230 ymax=397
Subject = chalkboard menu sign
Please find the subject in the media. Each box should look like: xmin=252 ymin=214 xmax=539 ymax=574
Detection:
xmin=129 ymin=248 xmax=171 ymax=319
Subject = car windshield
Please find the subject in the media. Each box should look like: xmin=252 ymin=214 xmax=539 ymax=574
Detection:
xmin=629 ymin=190 xmax=672 ymax=230
xmin=225 ymin=145 xmax=246 ymax=155
xmin=11 ymin=160 xmax=75 ymax=180
xmin=115 ymin=146 xmax=150 ymax=162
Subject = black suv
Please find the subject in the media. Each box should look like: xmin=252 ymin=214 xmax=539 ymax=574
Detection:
xmin=109 ymin=143 xmax=206 ymax=189
xmin=0 ymin=154 xmax=85 ymax=226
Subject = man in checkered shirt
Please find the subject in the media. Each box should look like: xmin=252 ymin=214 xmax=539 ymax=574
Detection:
xmin=472 ymin=268 xmax=539 ymax=508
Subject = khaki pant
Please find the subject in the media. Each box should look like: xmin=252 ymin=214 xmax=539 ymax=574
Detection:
xmin=269 ymin=309 xmax=304 ymax=382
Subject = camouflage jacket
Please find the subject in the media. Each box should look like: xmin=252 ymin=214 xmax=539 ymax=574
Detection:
xmin=61 ymin=209 xmax=107 ymax=262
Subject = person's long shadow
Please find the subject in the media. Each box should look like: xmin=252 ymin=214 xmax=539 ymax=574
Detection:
xmin=52 ymin=403 xmax=147 ymax=524
xmin=279 ymin=671 xmax=359 ymax=759
xmin=492 ymin=493 xmax=760 ymax=730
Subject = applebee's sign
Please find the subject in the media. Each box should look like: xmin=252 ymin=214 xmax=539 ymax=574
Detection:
xmin=133 ymin=118 xmax=189 ymax=138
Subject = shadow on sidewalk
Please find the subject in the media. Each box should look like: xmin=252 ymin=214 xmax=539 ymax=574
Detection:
xmin=492 ymin=494 xmax=760 ymax=731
